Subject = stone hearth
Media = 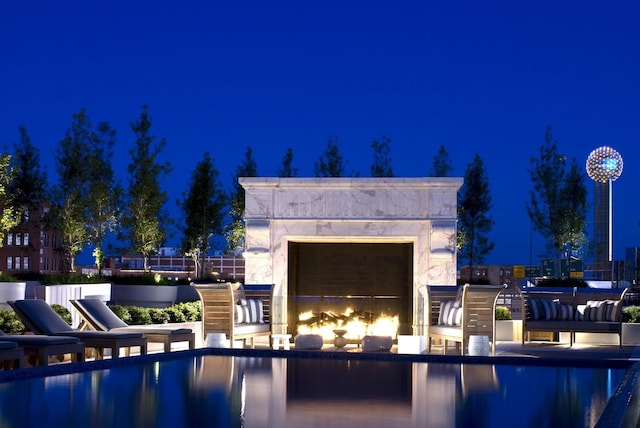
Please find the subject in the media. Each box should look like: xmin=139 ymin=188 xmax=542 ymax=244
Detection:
xmin=240 ymin=177 xmax=462 ymax=335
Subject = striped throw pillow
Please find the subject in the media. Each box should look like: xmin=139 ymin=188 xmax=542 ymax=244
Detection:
xmin=585 ymin=300 xmax=619 ymax=322
xmin=247 ymin=298 xmax=264 ymax=323
xmin=438 ymin=300 xmax=457 ymax=325
xmin=447 ymin=305 xmax=463 ymax=326
xmin=529 ymin=299 xmax=543 ymax=320
xmin=557 ymin=303 xmax=574 ymax=321
xmin=235 ymin=304 xmax=250 ymax=323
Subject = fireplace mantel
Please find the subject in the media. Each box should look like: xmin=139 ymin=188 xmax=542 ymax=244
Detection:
xmin=240 ymin=177 xmax=463 ymax=335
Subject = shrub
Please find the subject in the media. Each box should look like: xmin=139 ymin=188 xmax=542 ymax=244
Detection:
xmin=0 ymin=309 xmax=24 ymax=333
xmin=103 ymin=301 xmax=202 ymax=325
xmin=42 ymin=273 xmax=109 ymax=285
xmin=148 ymin=308 xmax=171 ymax=324
xmin=126 ymin=306 xmax=152 ymax=325
xmin=173 ymin=301 xmax=201 ymax=322
xmin=111 ymin=273 xmax=173 ymax=285
xmin=51 ymin=303 xmax=72 ymax=325
xmin=623 ymin=306 xmax=640 ymax=323
xmin=109 ymin=305 xmax=131 ymax=324
xmin=0 ymin=272 xmax=20 ymax=282
xmin=495 ymin=306 xmax=512 ymax=321
xmin=165 ymin=306 xmax=187 ymax=323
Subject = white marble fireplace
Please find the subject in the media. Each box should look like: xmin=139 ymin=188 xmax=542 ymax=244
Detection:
xmin=240 ymin=177 xmax=463 ymax=336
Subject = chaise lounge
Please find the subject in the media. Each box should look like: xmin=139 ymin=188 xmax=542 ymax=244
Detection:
xmin=9 ymin=299 xmax=148 ymax=360
xmin=0 ymin=330 xmax=85 ymax=366
xmin=70 ymin=299 xmax=195 ymax=352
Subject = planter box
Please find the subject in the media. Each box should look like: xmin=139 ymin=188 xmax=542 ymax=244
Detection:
xmin=495 ymin=320 xmax=522 ymax=342
xmin=0 ymin=282 xmax=26 ymax=309
xmin=111 ymin=284 xmax=179 ymax=309
xmin=561 ymin=325 xmax=638 ymax=346
xmin=622 ymin=323 xmax=640 ymax=346
xmin=33 ymin=283 xmax=112 ymax=328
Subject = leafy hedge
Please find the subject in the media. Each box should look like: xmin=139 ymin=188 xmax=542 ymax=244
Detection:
xmin=0 ymin=301 xmax=202 ymax=333
xmin=495 ymin=306 xmax=512 ymax=320
xmin=108 ymin=301 xmax=201 ymax=325
xmin=622 ymin=306 xmax=640 ymax=323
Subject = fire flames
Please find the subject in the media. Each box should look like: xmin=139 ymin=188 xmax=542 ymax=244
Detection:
xmin=297 ymin=307 xmax=399 ymax=341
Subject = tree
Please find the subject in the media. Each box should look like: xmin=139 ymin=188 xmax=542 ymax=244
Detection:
xmin=180 ymin=152 xmax=227 ymax=278
xmin=122 ymin=106 xmax=172 ymax=272
xmin=277 ymin=147 xmax=298 ymax=177
xmin=53 ymin=109 xmax=94 ymax=271
xmin=0 ymin=153 xmax=20 ymax=248
xmin=458 ymin=154 xmax=495 ymax=282
xmin=370 ymin=136 xmax=393 ymax=177
xmin=527 ymin=126 xmax=588 ymax=270
xmin=560 ymin=159 xmax=588 ymax=261
xmin=9 ymin=125 xmax=47 ymax=212
xmin=314 ymin=136 xmax=345 ymax=177
xmin=430 ymin=145 xmax=453 ymax=177
xmin=84 ymin=121 xmax=122 ymax=275
xmin=224 ymin=147 xmax=258 ymax=254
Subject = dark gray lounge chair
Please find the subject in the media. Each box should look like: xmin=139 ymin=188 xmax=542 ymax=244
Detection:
xmin=9 ymin=299 xmax=147 ymax=360
xmin=70 ymin=299 xmax=195 ymax=352
xmin=0 ymin=330 xmax=85 ymax=366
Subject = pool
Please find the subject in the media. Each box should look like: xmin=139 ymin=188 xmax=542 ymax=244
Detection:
xmin=0 ymin=349 xmax=637 ymax=428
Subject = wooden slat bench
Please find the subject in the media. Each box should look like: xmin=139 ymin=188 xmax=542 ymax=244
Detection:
xmin=427 ymin=284 xmax=507 ymax=355
xmin=192 ymin=283 xmax=272 ymax=348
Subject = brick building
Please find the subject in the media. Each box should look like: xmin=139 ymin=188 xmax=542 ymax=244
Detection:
xmin=0 ymin=203 xmax=66 ymax=274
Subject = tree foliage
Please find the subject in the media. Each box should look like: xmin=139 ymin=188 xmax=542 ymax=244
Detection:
xmin=84 ymin=121 xmax=122 ymax=274
xmin=52 ymin=109 xmax=121 ymax=272
xmin=180 ymin=152 xmax=227 ymax=277
xmin=314 ymin=136 xmax=345 ymax=177
xmin=458 ymin=154 xmax=494 ymax=281
xmin=430 ymin=145 xmax=453 ymax=177
xmin=53 ymin=109 xmax=95 ymax=271
xmin=123 ymin=106 xmax=172 ymax=271
xmin=277 ymin=147 xmax=298 ymax=177
xmin=527 ymin=126 xmax=588 ymax=267
xmin=225 ymin=147 xmax=258 ymax=254
xmin=370 ymin=136 xmax=393 ymax=177
xmin=9 ymin=126 xmax=47 ymax=211
xmin=0 ymin=153 xmax=20 ymax=248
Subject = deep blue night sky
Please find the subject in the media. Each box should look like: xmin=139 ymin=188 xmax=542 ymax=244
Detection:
xmin=1 ymin=1 xmax=639 ymax=265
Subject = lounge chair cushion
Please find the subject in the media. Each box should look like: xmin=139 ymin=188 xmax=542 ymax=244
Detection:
xmin=0 ymin=341 xmax=17 ymax=350
xmin=73 ymin=299 xmax=129 ymax=330
xmin=51 ymin=330 xmax=143 ymax=340
xmin=0 ymin=331 xmax=80 ymax=346
xmin=110 ymin=327 xmax=193 ymax=335
xmin=12 ymin=299 xmax=76 ymax=335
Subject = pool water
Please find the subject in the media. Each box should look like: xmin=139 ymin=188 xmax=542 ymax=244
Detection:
xmin=0 ymin=350 xmax=632 ymax=428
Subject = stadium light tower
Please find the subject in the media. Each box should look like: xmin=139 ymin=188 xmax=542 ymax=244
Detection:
xmin=586 ymin=146 xmax=623 ymax=287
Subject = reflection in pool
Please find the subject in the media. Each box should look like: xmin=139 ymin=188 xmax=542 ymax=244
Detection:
xmin=0 ymin=351 xmax=630 ymax=428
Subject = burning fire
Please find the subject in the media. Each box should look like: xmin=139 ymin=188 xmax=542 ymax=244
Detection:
xmin=297 ymin=308 xmax=399 ymax=341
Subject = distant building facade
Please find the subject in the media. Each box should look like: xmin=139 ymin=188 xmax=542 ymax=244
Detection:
xmin=458 ymin=265 xmax=516 ymax=286
xmin=0 ymin=203 xmax=66 ymax=274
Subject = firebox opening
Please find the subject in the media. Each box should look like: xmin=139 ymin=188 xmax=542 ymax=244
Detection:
xmin=287 ymin=241 xmax=413 ymax=341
